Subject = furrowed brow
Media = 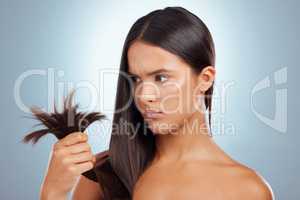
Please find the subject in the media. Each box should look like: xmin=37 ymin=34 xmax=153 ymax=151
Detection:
xmin=128 ymin=69 xmax=171 ymax=77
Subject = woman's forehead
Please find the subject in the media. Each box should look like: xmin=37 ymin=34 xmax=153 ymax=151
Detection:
xmin=127 ymin=41 xmax=187 ymax=76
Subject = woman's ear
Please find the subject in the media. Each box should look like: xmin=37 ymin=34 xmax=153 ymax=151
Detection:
xmin=196 ymin=66 xmax=216 ymax=93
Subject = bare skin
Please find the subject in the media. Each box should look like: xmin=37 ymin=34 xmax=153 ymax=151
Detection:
xmin=132 ymin=116 xmax=273 ymax=200
xmin=42 ymin=39 xmax=274 ymax=200
xmin=72 ymin=175 xmax=103 ymax=200
xmin=40 ymin=132 xmax=100 ymax=200
xmin=72 ymin=150 xmax=110 ymax=199
xmin=127 ymin=40 xmax=274 ymax=200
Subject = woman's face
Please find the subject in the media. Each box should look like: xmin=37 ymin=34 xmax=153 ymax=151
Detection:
xmin=127 ymin=40 xmax=214 ymax=135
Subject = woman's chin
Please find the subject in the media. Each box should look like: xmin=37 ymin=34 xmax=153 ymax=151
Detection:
xmin=147 ymin=123 xmax=173 ymax=135
xmin=150 ymin=129 xmax=169 ymax=135
xmin=145 ymin=118 xmax=179 ymax=135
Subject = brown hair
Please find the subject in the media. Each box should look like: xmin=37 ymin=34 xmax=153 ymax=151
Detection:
xmin=23 ymin=6 xmax=215 ymax=199
xmin=109 ymin=6 xmax=215 ymax=196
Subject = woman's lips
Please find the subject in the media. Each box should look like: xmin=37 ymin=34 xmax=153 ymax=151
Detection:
xmin=143 ymin=111 xmax=165 ymax=119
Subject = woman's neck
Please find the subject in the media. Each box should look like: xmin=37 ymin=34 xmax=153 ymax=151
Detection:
xmin=152 ymin=111 xmax=224 ymax=165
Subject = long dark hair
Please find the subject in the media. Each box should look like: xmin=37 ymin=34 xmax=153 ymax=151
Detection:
xmin=110 ymin=6 xmax=215 ymax=196
xmin=22 ymin=6 xmax=215 ymax=199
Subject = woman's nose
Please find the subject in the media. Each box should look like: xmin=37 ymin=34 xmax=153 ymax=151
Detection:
xmin=135 ymin=82 xmax=159 ymax=103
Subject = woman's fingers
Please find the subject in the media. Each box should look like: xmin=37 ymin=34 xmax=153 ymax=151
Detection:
xmin=75 ymin=161 xmax=94 ymax=174
xmin=44 ymin=132 xmax=95 ymax=194
xmin=63 ymin=132 xmax=88 ymax=146
xmin=66 ymin=142 xmax=91 ymax=154
xmin=68 ymin=152 xmax=95 ymax=164
xmin=54 ymin=132 xmax=88 ymax=149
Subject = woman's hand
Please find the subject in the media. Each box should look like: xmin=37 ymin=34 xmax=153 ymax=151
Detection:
xmin=40 ymin=132 xmax=96 ymax=199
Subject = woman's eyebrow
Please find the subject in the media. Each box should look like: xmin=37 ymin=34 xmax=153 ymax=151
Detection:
xmin=128 ymin=69 xmax=171 ymax=76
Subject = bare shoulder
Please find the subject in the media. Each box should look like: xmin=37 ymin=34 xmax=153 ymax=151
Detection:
xmin=228 ymin=163 xmax=274 ymax=200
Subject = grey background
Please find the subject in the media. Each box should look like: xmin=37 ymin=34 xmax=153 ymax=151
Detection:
xmin=0 ymin=0 xmax=299 ymax=199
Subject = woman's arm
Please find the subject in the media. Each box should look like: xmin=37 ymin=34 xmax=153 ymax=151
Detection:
xmin=71 ymin=175 xmax=104 ymax=200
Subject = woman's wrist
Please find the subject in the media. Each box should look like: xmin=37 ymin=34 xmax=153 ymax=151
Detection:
xmin=40 ymin=182 xmax=68 ymax=200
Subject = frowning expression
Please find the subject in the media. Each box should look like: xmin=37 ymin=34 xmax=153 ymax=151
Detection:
xmin=127 ymin=40 xmax=204 ymax=135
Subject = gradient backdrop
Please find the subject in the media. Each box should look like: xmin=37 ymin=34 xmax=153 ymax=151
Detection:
xmin=0 ymin=0 xmax=299 ymax=199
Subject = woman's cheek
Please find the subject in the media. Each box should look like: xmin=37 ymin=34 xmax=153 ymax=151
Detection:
xmin=159 ymin=85 xmax=182 ymax=114
xmin=160 ymin=84 xmax=192 ymax=115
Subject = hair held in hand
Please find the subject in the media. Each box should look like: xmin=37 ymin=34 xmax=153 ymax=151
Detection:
xmin=22 ymin=90 xmax=107 ymax=144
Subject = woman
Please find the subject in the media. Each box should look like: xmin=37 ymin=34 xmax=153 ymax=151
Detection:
xmin=39 ymin=6 xmax=274 ymax=200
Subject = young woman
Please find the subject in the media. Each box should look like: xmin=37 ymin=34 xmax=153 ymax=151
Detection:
xmin=40 ymin=6 xmax=274 ymax=200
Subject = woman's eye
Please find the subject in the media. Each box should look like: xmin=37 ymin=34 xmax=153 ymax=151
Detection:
xmin=155 ymin=74 xmax=168 ymax=82
xmin=131 ymin=76 xmax=141 ymax=83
